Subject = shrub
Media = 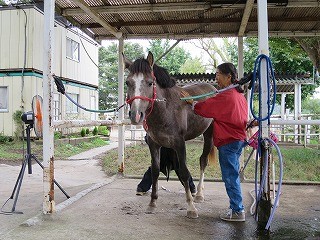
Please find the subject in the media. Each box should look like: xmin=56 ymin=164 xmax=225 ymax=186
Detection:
xmin=86 ymin=128 xmax=90 ymax=134
xmin=0 ymin=133 xmax=13 ymax=143
xmin=54 ymin=131 xmax=62 ymax=140
xmin=98 ymin=126 xmax=110 ymax=136
xmin=92 ymin=127 xmax=98 ymax=135
xmin=12 ymin=110 xmax=24 ymax=140
xmin=80 ymin=128 xmax=86 ymax=137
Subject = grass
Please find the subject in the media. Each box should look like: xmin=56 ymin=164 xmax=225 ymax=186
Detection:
xmin=2 ymin=138 xmax=319 ymax=182
xmin=0 ymin=137 xmax=110 ymax=164
xmin=102 ymin=141 xmax=320 ymax=182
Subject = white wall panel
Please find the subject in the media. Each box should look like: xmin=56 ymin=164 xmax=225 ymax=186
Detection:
xmin=0 ymin=6 xmax=99 ymax=136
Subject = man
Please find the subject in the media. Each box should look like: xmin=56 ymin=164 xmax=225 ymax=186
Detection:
xmin=136 ymin=136 xmax=196 ymax=196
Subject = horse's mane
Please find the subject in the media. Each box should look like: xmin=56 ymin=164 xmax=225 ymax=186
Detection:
xmin=129 ymin=58 xmax=176 ymax=88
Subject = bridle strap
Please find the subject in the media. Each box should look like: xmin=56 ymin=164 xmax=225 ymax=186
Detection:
xmin=126 ymin=71 xmax=157 ymax=131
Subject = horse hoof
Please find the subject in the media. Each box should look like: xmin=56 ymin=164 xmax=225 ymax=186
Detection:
xmin=194 ymin=195 xmax=204 ymax=203
xmin=187 ymin=210 xmax=198 ymax=219
xmin=146 ymin=206 xmax=156 ymax=214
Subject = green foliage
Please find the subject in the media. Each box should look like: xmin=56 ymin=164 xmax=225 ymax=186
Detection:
xmin=80 ymin=128 xmax=86 ymax=137
xmin=92 ymin=126 xmax=98 ymax=135
xmin=0 ymin=133 xmax=13 ymax=143
xmin=86 ymin=128 xmax=90 ymax=134
xmin=0 ymin=136 xmax=109 ymax=163
xmin=302 ymin=97 xmax=320 ymax=132
xmin=147 ymin=39 xmax=191 ymax=74
xmin=227 ymin=37 xmax=317 ymax=110
xmin=276 ymin=147 xmax=320 ymax=182
xmin=237 ymin=37 xmax=313 ymax=75
xmin=12 ymin=110 xmax=24 ymax=140
xmin=98 ymin=40 xmax=191 ymax=111
xmin=302 ymin=98 xmax=320 ymax=115
xmin=54 ymin=131 xmax=62 ymax=140
xmin=102 ymin=142 xmax=320 ymax=181
xmin=98 ymin=126 xmax=110 ymax=136
xmin=0 ymin=0 xmax=33 ymax=5
xmin=179 ymin=57 xmax=206 ymax=74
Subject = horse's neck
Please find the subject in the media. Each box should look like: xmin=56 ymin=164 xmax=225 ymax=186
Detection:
xmin=156 ymin=85 xmax=179 ymax=99
xmin=148 ymin=85 xmax=182 ymax=123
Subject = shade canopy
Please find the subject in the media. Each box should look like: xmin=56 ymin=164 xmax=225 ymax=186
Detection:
xmin=21 ymin=0 xmax=320 ymax=42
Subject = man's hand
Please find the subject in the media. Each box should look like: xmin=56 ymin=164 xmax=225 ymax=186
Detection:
xmin=192 ymin=101 xmax=198 ymax=110
xmin=246 ymin=119 xmax=258 ymax=129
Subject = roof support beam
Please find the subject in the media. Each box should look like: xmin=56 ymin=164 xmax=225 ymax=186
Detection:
xmin=62 ymin=1 xmax=320 ymax=16
xmin=62 ymin=2 xmax=210 ymax=15
xmin=70 ymin=0 xmax=122 ymax=39
xmin=238 ymin=0 xmax=254 ymax=36
xmin=96 ymin=31 xmax=320 ymax=41
xmin=89 ymin=16 xmax=319 ymax=28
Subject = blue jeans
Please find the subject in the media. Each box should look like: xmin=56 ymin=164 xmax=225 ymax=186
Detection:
xmin=218 ymin=141 xmax=245 ymax=212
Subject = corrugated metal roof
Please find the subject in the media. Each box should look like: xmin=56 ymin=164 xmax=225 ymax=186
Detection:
xmin=173 ymin=72 xmax=314 ymax=93
xmin=26 ymin=0 xmax=320 ymax=42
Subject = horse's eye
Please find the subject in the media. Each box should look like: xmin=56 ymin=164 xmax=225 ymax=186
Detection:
xmin=125 ymin=80 xmax=129 ymax=86
xmin=148 ymin=82 xmax=153 ymax=87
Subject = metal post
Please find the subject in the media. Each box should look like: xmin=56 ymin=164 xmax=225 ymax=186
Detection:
xmin=294 ymin=84 xmax=302 ymax=144
xmin=43 ymin=0 xmax=55 ymax=214
xmin=280 ymin=93 xmax=286 ymax=142
xmin=117 ymin=37 xmax=125 ymax=173
xmin=238 ymin=36 xmax=246 ymax=181
xmin=257 ymin=0 xmax=271 ymax=229
xmin=237 ymin=37 xmax=244 ymax=79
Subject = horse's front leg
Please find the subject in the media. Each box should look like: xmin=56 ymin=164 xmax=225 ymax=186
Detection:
xmin=146 ymin=139 xmax=160 ymax=214
xmin=176 ymin=144 xmax=198 ymax=219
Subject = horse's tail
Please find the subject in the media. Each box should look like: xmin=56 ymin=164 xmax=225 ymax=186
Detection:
xmin=208 ymin=146 xmax=218 ymax=166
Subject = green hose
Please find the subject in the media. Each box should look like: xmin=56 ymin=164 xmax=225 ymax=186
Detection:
xmin=180 ymin=90 xmax=217 ymax=100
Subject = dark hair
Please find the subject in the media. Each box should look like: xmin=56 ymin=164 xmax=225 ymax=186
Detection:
xmin=217 ymin=62 xmax=244 ymax=93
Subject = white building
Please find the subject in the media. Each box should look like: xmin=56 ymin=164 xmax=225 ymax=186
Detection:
xmin=0 ymin=5 xmax=99 ymax=137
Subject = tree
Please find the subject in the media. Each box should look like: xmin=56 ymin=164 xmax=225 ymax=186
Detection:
xmin=302 ymin=98 xmax=320 ymax=116
xmin=302 ymin=97 xmax=320 ymax=132
xmin=293 ymin=37 xmax=320 ymax=74
xmin=98 ymin=42 xmax=144 ymax=110
xmin=147 ymin=39 xmax=191 ymax=74
xmin=179 ymin=57 xmax=206 ymax=74
xmin=227 ymin=37 xmax=318 ymax=109
xmin=193 ymin=38 xmax=237 ymax=73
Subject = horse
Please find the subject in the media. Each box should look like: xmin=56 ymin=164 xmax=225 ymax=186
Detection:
xmin=124 ymin=51 xmax=215 ymax=218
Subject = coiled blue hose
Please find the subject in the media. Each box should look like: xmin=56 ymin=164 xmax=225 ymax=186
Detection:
xmin=250 ymin=54 xmax=284 ymax=230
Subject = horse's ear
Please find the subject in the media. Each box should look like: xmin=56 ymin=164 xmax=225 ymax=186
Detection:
xmin=122 ymin=52 xmax=132 ymax=69
xmin=147 ymin=51 xmax=154 ymax=68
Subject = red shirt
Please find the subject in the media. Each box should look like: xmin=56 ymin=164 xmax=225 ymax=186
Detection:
xmin=194 ymin=88 xmax=248 ymax=147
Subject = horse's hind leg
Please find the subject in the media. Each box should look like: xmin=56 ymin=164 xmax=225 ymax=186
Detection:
xmin=195 ymin=123 xmax=213 ymax=203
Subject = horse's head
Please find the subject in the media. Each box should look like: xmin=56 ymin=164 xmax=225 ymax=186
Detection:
xmin=124 ymin=51 xmax=156 ymax=125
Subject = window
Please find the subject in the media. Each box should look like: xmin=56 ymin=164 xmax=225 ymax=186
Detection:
xmin=65 ymin=93 xmax=79 ymax=114
xmin=66 ymin=38 xmax=80 ymax=61
xmin=0 ymin=87 xmax=8 ymax=112
xmin=90 ymin=96 xmax=96 ymax=120
xmin=53 ymin=93 xmax=61 ymax=120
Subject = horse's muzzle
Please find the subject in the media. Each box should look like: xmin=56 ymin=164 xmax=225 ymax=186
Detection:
xmin=129 ymin=110 xmax=144 ymax=124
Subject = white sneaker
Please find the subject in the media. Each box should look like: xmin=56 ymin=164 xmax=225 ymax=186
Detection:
xmin=220 ymin=209 xmax=245 ymax=222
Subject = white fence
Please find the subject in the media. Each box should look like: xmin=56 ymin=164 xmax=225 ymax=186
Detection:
xmin=270 ymin=114 xmax=320 ymax=147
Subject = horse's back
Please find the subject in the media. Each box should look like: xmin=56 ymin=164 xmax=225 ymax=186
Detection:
xmin=182 ymin=83 xmax=216 ymax=101
xmin=176 ymin=83 xmax=215 ymax=140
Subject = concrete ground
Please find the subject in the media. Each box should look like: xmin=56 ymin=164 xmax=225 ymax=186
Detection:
xmin=0 ymin=130 xmax=319 ymax=240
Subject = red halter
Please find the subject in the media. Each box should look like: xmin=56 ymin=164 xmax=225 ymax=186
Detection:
xmin=126 ymin=72 xmax=157 ymax=131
